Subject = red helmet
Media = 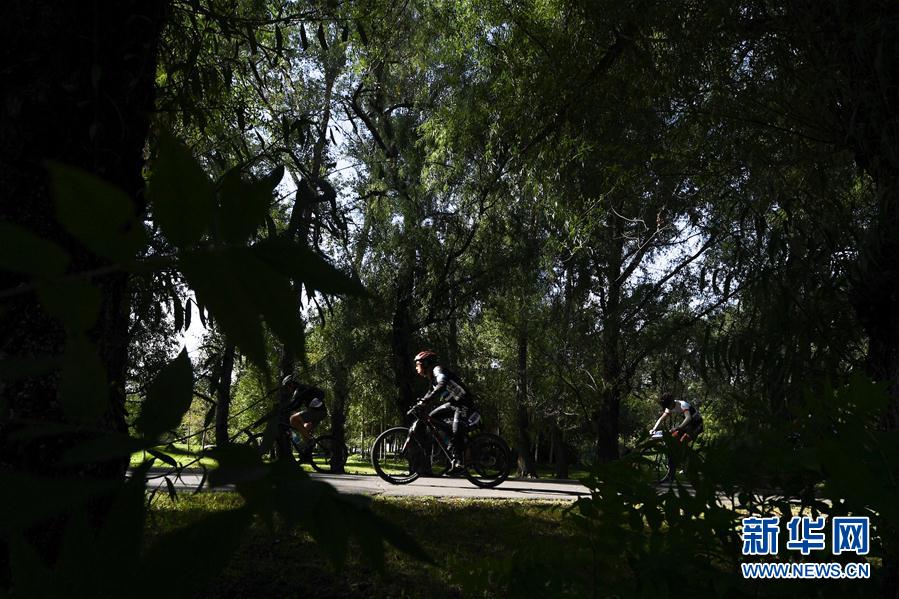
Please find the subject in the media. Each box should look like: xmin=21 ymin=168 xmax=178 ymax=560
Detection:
xmin=414 ymin=350 xmax=438 ymax=364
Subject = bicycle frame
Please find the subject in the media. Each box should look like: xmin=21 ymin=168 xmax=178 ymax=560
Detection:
xmin=404 ymin=411 xmax=456 ymax=464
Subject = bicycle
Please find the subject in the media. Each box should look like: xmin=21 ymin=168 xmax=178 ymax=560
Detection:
xmin=370 ymin=403 xmax=512 ymax=488
xmin=643 ymin=430 xmax=674 ymax=483
xmin=642 ymin=429 xmax=701 ymax=484
xmin=289 ymin=430 xmax=349 ymax=474
xmin=244 ymin=420 xmax=349 ymax=474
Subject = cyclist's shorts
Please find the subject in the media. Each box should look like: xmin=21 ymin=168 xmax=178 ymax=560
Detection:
xmin=685 ymin=419 xmax=704 ymax=438
xmin=299 ymin=406 xmax=327 ymax=425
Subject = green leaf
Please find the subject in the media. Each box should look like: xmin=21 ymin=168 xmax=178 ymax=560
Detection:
xmin=141 ymin=505 xmax=254 ymax=596
xmin=216 ymin=167 xmax=279 ymax=243
xmin=62 ymin=432 xmax=150 ymax=465
xmin=147 ymin=448 xmax=179 ymax=468
xmin=59 ymin=335 xmax=109 ymax=424
xmin=36 ymin=278 xmax=101 ymax=333
xmin=93 ymin=461 xmax=151 ymax=592
xmin=260 ymin=165 xmax=285 ymax=191
xmin=180 ymin=250 xmax=267 ymax=367
xmin=164 ymin=476 xmax=178 ymax=502
xmin=61 ymin=433 xmax=147 ymax=464
xmin=173 ymin=294 xmax=184 ymax=331
xmin=207 ymin=443 xmax=268 ymax=490
xmin=253 ymin=238 xmax=367 ymax=296
xmin=47 ymin=162 xmax=145 ymax=263
xmin=0 ymin=222 xmax=69 ymax=277
xmin=0 ymin=471 xmax=118 ymax=533
xmin=54 ymin=509 xmax=97 ymax=594
xmin=227 ymin=248 xmax=304 ymax=356
xmin=316 ymin=22 xmax=328 ymax=49
xmin=180 ymin=245 xmax=306 ymax=366
xmin=149 ymin=132 xmax=215 ymax=247
xmin=135 ymin=349 xmax=194 ymax=439
xmin=264 ymin=465 xmax=431 ymax=570
xmin=299 ymin=23 xmax=309 ymax=50
xmin=9 ymin=536 xmax=55 ymax=598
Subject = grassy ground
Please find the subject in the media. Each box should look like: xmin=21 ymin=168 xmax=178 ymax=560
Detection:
xmin=131 ymin=443 xmax=218 ymax=469
xmin=143 ymin=491 xmax=882 ymax=598
xmin=144 ymin=493 xmax=588 ymax=597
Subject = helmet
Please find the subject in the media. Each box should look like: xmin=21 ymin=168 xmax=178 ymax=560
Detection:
xmin=281 ymin=374 xmax=297 ymax=386
xmin=414 ymin=350 xmax=438 ymax=364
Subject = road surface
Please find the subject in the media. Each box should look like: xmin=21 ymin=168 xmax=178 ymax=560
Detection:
xmin=144 ymin=469 xmax=591 ymax=501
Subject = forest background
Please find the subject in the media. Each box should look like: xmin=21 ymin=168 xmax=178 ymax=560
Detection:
xmin=1 ymin=0 xmax=898 ymax=596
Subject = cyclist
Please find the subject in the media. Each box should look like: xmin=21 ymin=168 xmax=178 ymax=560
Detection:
xmin=649 ymin=391 xmax=703 ymax=481
xmin=282 ymin=374 xmax=327 ymax=448
xmin=413 ymin=350 xmax=477 ymax=473
xmin=650 ymin=391 xmax=703 ymax=441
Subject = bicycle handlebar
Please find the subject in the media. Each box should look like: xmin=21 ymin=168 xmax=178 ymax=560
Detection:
xmin=407 ymin=402 xmax=427 ymax=417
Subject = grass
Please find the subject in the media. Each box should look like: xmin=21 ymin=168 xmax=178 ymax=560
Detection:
xmin=130 ymin=442 xmax=218 ymax=470
xmin=143 ymin=489 xmax=884 ymax=598
xmin=144 ymin=493 xmax=587 ymax=597
xmin=533 ymin=463 xmax=590 ymax=481
xmin=341 ymin=453 xmax=376 ymax=475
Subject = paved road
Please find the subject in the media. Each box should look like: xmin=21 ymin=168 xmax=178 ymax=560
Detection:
xmin=144 ymin=469 xmax=591 ymax=501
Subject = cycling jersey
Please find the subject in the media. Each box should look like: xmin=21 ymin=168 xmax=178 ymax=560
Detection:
xmin=422 ymin=365 xmax=474 ymax=408
xmin=287 ymin=383 xmax=326 ymax=413
xmin=664 ymin=400 xmax=700 ymax=419
xmin=666 ymin=399 xmax=703 ymax=435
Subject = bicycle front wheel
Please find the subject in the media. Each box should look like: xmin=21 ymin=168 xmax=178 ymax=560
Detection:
xmin=308 ymin=435 xmax=348 ymax=474
xmin=464 ymin=433 xmax=511 ymax=488
xmin=371 ymin=427 xmax=419 ymax=485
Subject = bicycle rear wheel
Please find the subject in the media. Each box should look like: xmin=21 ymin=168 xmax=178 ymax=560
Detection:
xmin=464 ymin=433 xmax=511 ymax=488
xmin=371 ymin=427 xmax=420 ymax=484
xmin=307 ymin=435 xmax=347 ymax=473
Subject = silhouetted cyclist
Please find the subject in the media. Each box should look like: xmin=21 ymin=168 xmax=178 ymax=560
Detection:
xmin=413 ymin=350 xmax=477 ymax=473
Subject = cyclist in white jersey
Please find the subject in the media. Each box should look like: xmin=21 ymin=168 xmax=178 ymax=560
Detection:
xmin=650 ymin=392 xmax=704 ymax=442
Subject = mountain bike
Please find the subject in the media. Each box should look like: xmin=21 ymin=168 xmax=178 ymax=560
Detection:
xmin=290 ymin=430 xmax=349 ymax=474
xmin=244 ymin=422 xmax=348 ymax=474
xmin=371 ymin=403 xmax=512 ymax=488
xmin=642 ymin=429 xmax=701 ymax=484
xmin=644 ymin=430 xmax=674 ymax=483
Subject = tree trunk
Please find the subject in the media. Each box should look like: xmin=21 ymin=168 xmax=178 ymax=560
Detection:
xmin=277 ymin=349 xmax=298 ymax=463
xmin=594 ymin=388 xmax=622 ymax=463
xmin=551 ymin=424 xmax=569 ymax=479
xmin=276 ymin=280 xmax=306 ymax=463
xmin=447 ymin=287 xmax=459 ymax=367
xmin=390 ymin=263 xmax=417 ymax=415
xmin=214 ymin=343 xmax=236 ymax=447
xmin=515 ymin=316 xmax=538 ymax=477
xmin=595 ymin=204 xmax=625 ymax=462
xmin=0 ymin=0 xmax=166 ymax=587
xmin=329 ymin=361 xmax=349 ymax=474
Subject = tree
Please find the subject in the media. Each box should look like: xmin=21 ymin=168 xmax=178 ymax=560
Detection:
xmin=1 ymin=1 xmax=168 ymax=583
xmin=1 ymin=3 xmax=419 ymax=593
